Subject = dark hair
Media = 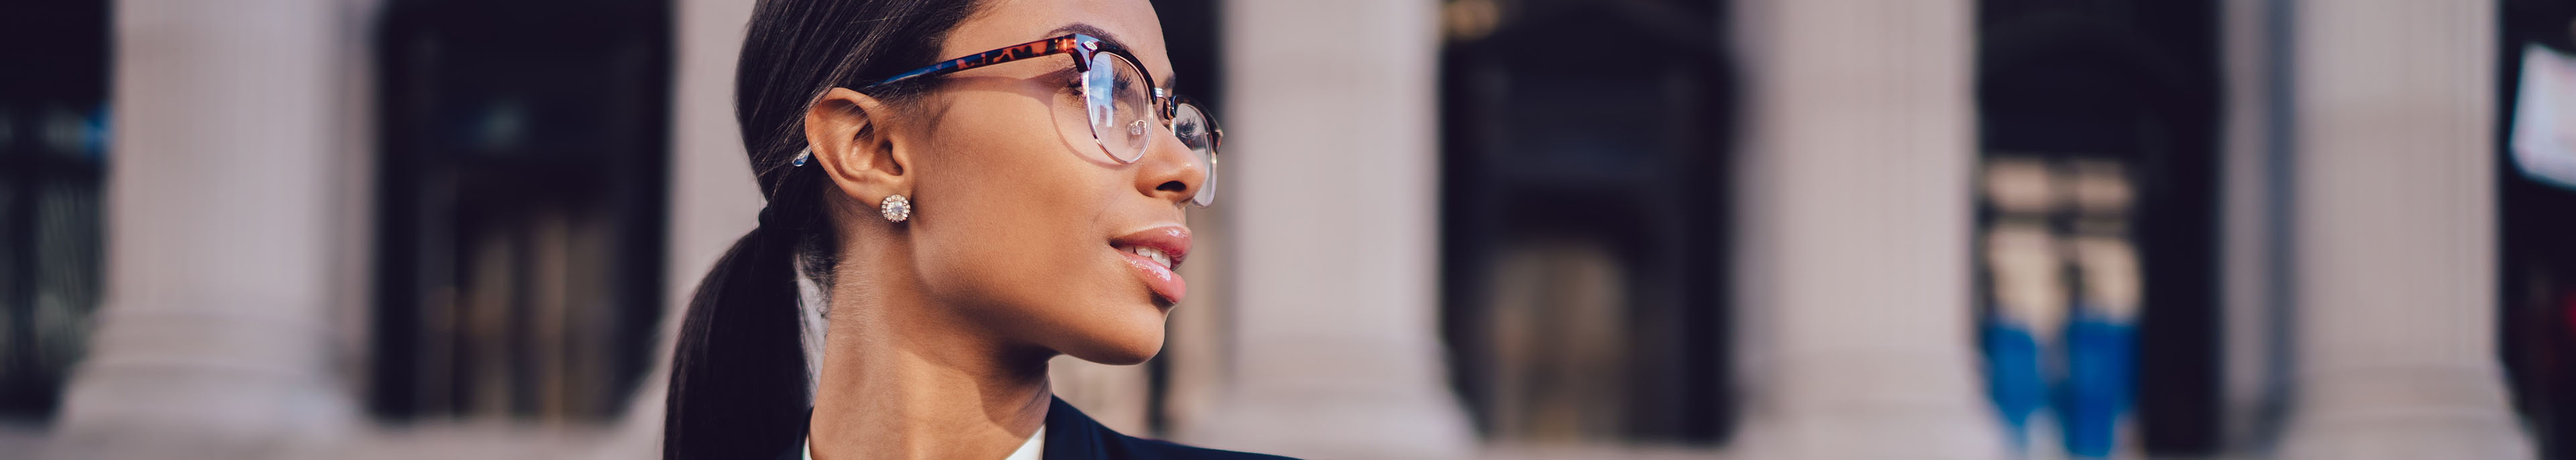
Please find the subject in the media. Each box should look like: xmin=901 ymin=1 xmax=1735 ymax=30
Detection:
xmin=663 ymin=1 xmax=981 ymax=458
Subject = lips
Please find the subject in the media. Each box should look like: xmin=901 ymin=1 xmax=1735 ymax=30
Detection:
xmin=1109 ymin=225 xmax=1191 ymax=304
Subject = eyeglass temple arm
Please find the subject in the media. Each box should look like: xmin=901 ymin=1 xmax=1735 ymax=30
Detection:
xmin=861 ymin=35 xmax=1087 ymax=91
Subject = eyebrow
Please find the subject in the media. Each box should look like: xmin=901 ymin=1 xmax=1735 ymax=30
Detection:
xmin=1047 ymin=22 xmax=1177 ymax=90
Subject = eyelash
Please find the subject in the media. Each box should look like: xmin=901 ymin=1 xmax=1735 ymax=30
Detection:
xmin=1055 ymin=66 xmax=1148 ymax=109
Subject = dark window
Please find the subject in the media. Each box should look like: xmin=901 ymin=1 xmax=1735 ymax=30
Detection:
xmin=1438 ymin=0 xmax=1735 ymax=445
xmin=0 ymin=0 xmax=110 ymax=423
xmin=2499 ymin=1 xmax=2576 ymax=457
xmin=370 ymin=0 xmax=673 ymax=422
xmin=1975 ymin=0 xmax=2224 ymax=455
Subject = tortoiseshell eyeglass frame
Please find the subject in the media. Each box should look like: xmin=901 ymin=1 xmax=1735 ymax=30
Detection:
xmin=855 ymin=34 xmax=1224 ymax=156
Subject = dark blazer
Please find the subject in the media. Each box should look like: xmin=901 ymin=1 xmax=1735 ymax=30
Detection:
xmin=782 ymin=397 xmax=1297 ymax=460
xmin=1039 ymin=396 xmax=1295 ymax=460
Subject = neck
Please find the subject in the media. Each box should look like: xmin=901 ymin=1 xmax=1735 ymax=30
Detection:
xmin=807 ymin=249 xmax=1053 ymax=460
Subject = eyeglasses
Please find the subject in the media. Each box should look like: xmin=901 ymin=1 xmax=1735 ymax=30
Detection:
xmin=857 ymin=34 xmax=1224 ymax=207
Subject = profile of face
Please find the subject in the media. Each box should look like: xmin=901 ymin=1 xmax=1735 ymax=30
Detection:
xmin=802 ymin=0 xmax=1206 ymax=365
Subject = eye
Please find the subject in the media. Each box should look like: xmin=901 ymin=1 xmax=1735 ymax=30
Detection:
xmin=1113 ymin=74 xmax=1141 ymax=97
xmin=1059 ymin=70 xmax=1090 ymax=108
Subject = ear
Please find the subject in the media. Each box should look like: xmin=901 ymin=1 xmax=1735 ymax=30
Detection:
xmin=804 ymin=87 xmax=916 ymax=208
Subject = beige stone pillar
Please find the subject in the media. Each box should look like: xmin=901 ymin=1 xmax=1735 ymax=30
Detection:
xmin=1725 ymin=0 xmax=2004 ymax=458
xmin=2275 ymin=1 xmax=2533 ymax=459
xmin=43 ymin=1 xmax=375 ymax=459
xmin=1175 ymin=1 xmax=1476 ymax=457
xmin=2217 ymin=0 xmax=2290 ymax=448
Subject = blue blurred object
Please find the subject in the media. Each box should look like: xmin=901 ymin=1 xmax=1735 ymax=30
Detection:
xmin=2060 ymin=306 xmax=2135 ymax=459
xmin=1984 ymin=307 xmax=2139 ymax=459
xmin=1983 ymin=314 xmax=2047 ymax=453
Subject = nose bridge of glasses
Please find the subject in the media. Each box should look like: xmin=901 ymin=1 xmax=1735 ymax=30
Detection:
xmin=1153 ymin=87 xmax=1175 ymax=120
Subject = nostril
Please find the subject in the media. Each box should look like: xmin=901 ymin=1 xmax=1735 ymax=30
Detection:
xmin=1157 ymin=180 xmax=1187 ymax=193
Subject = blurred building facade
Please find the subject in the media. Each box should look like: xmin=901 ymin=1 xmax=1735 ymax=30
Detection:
xmin=0 ymin=0 xmax=2568 ymax=459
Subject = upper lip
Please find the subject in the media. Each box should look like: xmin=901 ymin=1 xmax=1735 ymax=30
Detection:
xmin=1109 ymin=225 xmax=1191 ymax=270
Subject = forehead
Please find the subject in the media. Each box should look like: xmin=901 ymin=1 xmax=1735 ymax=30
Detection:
xmin=946 ymin=0 xmax=1173 ymax=82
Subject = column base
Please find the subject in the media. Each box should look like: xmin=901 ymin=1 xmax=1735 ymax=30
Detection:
xmin=2278 ymin=365 xmax=2533 ymax=460
xmin=1731 ymin=353 xmax=2007 ymax=460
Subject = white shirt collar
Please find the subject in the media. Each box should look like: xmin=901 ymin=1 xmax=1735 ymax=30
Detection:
xmin=1004 ymin=427 xmax=1046 ymax=460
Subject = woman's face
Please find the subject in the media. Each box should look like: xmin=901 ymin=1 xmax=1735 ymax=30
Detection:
xmin=873 ymin=0 xmax=1201 ymax=365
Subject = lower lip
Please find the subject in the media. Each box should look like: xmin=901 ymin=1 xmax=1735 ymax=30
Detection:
xmin=1117 ymin=249 xmax=1187 ymax=304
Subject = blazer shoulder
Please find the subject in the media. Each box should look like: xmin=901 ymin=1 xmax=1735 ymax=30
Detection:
xmin=1122 ymin=437 xmax=1301 ymax=460
xmin=1044 ymin=397 xmax=1301 ymax=460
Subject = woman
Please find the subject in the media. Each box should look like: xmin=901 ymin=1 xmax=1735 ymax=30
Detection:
xmin=662 ymin=0 xmax=1283 ymax=459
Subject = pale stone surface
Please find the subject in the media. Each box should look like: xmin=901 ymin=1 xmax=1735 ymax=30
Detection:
xmin=2275 ymin=1 xmax=2532 ymax=459
xmin=1171 ymin=1 xmax=1478 ymax=458
xmin=1724 ymin=0 xmax=2005 ymax=459
xmin=42 ymin=1 xmax=376 ymax=458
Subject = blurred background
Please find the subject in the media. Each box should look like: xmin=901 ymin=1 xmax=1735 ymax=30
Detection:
xmin=0 ymin=0 xmax=2572 ymax=459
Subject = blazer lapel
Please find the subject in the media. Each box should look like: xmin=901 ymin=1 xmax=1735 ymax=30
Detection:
xmin=1041 ymin=396 xmax=1106 ymax=460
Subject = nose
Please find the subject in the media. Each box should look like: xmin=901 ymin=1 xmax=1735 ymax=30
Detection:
xmin=1134 ymin=121 xmax=1206 ymax=206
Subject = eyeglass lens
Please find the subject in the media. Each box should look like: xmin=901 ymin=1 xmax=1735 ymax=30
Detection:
xmin=1082 ymin=50 xmax=1220 ymax=206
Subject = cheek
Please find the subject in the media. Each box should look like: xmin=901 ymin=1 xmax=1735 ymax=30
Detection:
xmin=918 ymin=168 xmax=1097 ymax=299
xmin=904 ymin=102 xmax=1138 ymax=327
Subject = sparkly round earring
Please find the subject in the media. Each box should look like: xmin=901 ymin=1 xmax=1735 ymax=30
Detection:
xmin=879 ymin=194 xmax=912 ymax=223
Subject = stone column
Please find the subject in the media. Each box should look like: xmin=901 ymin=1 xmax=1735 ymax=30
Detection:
xmin=1725 ymin=0 xmax=2004 ymax=459
xmin=2217 ymin=0 xmax=2292 ymax=449
xmin=1175 ymin=1 xmax=1476 ymax=457
xmin=42 ymin=1 xmax=374 ymax=459
xmin=2275 ymin=1 xmax=2533 ymax=459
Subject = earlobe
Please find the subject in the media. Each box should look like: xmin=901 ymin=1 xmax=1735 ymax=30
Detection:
xmin=804 ymin=87 xmax=913 ymax=208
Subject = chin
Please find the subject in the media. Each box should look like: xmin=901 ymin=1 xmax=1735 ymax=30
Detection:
xmin=1058 ymin=320 xmax=1167 ymax=365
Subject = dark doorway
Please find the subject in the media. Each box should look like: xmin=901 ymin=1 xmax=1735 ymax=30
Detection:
xmin=370 ymin=0 xmax=673 ymax=422
xmin=0 ymin=0 xmax=110 ymax=424
xmin=1438 ymin=0 xmax=1735 ymax=446
xmin=2499 ymin=1 xmax=2576 ymax=458
xmin=1975 ymin=0 xmax=2224 ymax=456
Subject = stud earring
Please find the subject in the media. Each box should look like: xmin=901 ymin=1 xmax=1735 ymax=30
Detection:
xmin=879 ymin=194 xmax=912 ymax=223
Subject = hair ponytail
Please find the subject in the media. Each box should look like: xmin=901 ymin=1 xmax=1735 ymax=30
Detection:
xmin=663 ymin=1 xmax=980 ymax=458
xmin=663 ymin=205 xmax=813 ymax=460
